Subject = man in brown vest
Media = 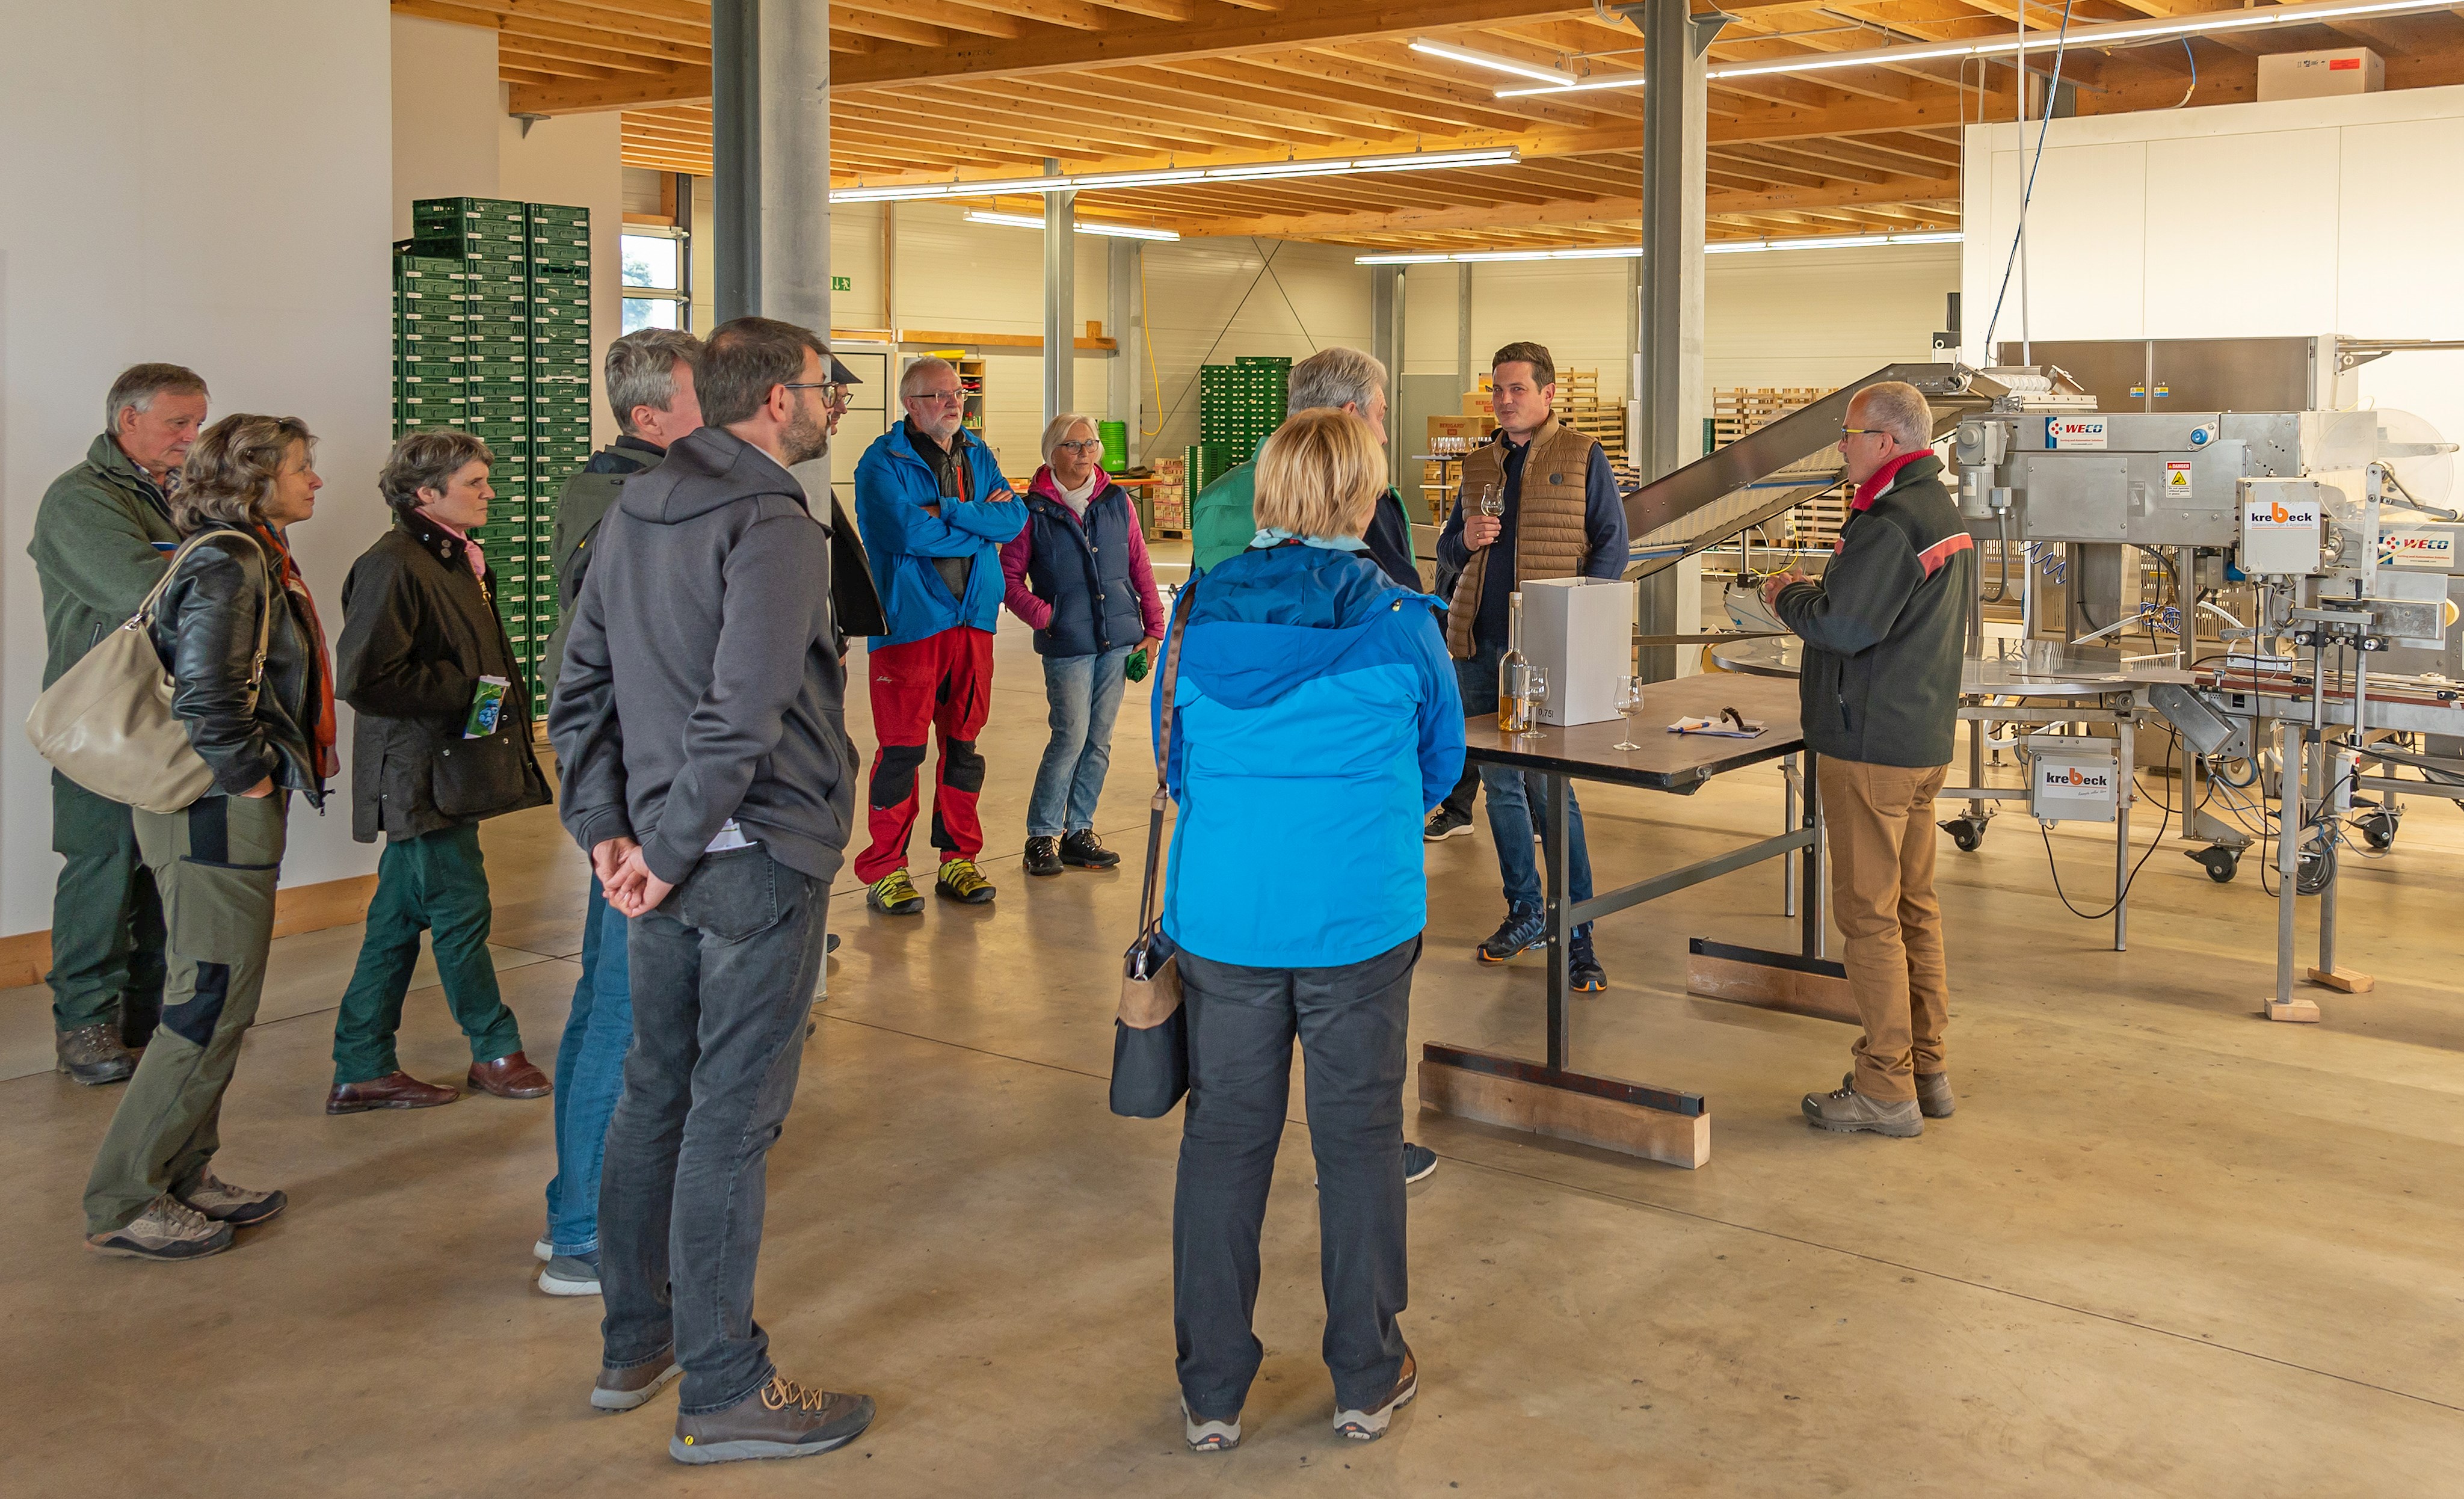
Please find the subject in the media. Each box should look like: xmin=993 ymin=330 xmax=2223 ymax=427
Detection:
xmin=1432 ymin=342 xmax=1629 ymax=991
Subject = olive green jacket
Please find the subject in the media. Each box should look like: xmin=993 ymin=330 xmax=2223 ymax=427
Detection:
xmin=31 ymin=434 xmax=183 ymax=688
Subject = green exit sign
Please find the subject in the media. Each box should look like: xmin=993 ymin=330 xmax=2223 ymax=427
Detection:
xmin=831 ymin=275 xmax=852 ymax=292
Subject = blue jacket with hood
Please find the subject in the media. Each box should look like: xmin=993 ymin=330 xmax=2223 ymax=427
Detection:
xmin=1155 ymin=544 xmax=1465 ymax=968
xmin=852 ymin=421 xmax=1027 ymax=648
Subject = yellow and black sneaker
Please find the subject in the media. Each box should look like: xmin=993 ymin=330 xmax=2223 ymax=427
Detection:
xmin=935 ymin=858 xmax=997 ymax=905
xmin=867 ymin=869 xmax=924 ymax=916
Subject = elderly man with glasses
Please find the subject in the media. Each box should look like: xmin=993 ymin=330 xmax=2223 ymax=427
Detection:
xmin=1758 ymin=380 xmax=1972 ymax=1139
xmin=849 ymin=356 xmax=1026 ymax=916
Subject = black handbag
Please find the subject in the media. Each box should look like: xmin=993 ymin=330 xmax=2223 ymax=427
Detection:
xmin=1109 ymin=583 xmax=1198 ymax=1119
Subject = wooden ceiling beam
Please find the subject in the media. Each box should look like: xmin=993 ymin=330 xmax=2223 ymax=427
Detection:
xmin=836 ymin=10 xmax=953 ymax=48
xmin=898 ymin=78 xmax=1267 ymax=152
xmin=945 ymin=0 xmax=1118 ymax=29
xmin=837 ymin=0 xmax=1020 ymax=38
xmin=1044 ymin=70 xmax=1376 ymax=143
xmin=1174 ymin=171 xmax=1957 ymax=238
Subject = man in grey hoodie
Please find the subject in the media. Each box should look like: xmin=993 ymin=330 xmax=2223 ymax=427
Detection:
xmin=549 ymin=316 xmax=875 ymax=1467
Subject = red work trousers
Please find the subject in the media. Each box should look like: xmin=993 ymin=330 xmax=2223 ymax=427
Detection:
xmin=855 ymin=627 xmax=995 ymax=881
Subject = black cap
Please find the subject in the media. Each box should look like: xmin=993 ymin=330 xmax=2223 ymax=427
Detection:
xmin=828 ymin=355 xmax=861 ymax=385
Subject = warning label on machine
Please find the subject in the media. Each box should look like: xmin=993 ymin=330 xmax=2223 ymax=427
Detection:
xmin=2048 ymin=416 xmax=2108 ymax=449
xmin=2164 ymin=460 xmax=2193 ymax=499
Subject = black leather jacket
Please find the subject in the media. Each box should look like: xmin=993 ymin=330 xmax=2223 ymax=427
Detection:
xmin=148 ymin=526 xmax=330 ymax=807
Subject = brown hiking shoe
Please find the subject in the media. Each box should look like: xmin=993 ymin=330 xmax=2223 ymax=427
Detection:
xmin=593 ymin=1347 xmax=683 ymax=1412
xmin=1841 ymin=1071 xmax=1956 ymax=1119
xmin=671 ymin=1374 xmax=875 ymax=1465
xmin=56 ymin=1024 xmax=136 ymax=1086
xmin=86 ymin=1195 xmax=233 ymax=1261
xmin=1802 ymin=1083 xmax=1922 ymax=1137
xmin=177 ymin=1169 xmax=287 ymax=1227
xmin=1334 ymin=1352 xmax=1418 ymax=1441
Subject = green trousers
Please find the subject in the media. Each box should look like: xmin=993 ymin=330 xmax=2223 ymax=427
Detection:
xmin=85 ymin=793 xmax=286 ymax=1235
xmin=330 ymin=822 xmax=522 ymax=1086
xmin=48 ymin=771 xmax=167 ymax=1038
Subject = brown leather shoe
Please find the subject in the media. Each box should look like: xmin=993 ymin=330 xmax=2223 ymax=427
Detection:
xmin=467 ymin=1051 xmax=552 ymax=1099
xmin=325 ymin=1071 xmax=460 ymax=1114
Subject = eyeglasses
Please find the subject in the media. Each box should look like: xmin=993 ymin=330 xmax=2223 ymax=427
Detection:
xmin=1053 ymin=439 xmax=1101 ymax=454
xmin=1841 ymin=426 xmax=1896 ymax=440
xmin=910 ymin=389 xmax=964 ymax=404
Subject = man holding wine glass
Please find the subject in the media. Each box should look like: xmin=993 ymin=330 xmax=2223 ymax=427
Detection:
xmin=1432 ymin=342 xmax=1628 ymax=991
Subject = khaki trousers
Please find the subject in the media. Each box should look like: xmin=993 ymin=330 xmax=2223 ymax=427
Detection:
xmin=1818 ymin=759 xmax=1950 ymax=1104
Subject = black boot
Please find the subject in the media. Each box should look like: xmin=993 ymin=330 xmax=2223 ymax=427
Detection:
xmin=1023 ymin=836 xmax=1063 ymax=877
xmin=1059 ymin=830 xmax=1121 ymax=869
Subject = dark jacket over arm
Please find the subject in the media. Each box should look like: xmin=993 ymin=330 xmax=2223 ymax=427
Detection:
xmin=149 ymin=529 xmax=327 ymax=805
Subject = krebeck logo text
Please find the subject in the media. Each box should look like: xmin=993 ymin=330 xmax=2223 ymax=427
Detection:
xmin=2044 ymin=766 xmax=2110 ymax=790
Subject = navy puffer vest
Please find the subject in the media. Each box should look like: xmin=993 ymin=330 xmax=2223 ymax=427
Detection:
xmin=1023 ymin=481 xmax=1144 ymax=657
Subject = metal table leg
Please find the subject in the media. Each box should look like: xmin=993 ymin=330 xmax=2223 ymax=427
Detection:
xmin=1782 ymin=753 xmax=1798 ymax=919
xmin=2114 ymin=712 xmax=2134 ymax=952
xmin=1545 ymin=770 xmax=1572 ymax=1073
xmin=2275 ymin=717 xmax=2302 ymax=1012
xmin=1800 ymin=752 xmax=1825 ymax=959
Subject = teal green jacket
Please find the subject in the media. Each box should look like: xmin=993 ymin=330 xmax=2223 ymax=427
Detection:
xmin=31 ymin=434 xmax=183 ymax=688
xmin=1189 ymin=462 xmax=1258 ymax=575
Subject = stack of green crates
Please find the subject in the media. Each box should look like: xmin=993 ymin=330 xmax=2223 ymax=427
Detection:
xmin=392 ymin=196 xmax=592 ymax=712
xmin=1184 ymin=443 xmax=1231 ymax=499
xmin=1196 ymin=355 xmax=1290 ymax=464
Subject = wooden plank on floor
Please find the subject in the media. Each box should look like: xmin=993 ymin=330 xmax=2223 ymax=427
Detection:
xmin=1687 ymin=937 xmax=1858 ymax=1025
xmin=1418 ymin=1047 xmax=1710 ymax=1170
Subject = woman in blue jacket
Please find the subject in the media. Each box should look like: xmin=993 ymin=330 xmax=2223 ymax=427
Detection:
xmin=1154 ymin=408 xmax=1465 ymax=1453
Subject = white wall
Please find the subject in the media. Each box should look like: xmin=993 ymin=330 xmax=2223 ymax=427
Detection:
xmin=1961 ymin=84 xmax=2464 ymax=442
xmin=497 ymin=99 xmax=624 ymax=449
xmin=1 ymin=1 xmax=396 ymax=934
xmin=1140 ymin=238 xmax=1373 ymax=463
xmin=390 ymin=14 xmax=499 ymax=239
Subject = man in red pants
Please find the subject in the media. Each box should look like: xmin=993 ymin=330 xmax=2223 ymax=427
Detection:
xmin=850 ymin=357 xmax=1027 ymax=914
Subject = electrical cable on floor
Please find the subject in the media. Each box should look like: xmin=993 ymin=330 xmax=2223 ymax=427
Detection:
xmin=2033 ymin=728 xmax=2174 ymax=920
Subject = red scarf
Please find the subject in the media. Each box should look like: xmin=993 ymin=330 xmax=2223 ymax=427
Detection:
xmin=258 ymin=525 xmax=339 ymax=778
xmin=1851 ymin=449 xmax=1930 ymax=511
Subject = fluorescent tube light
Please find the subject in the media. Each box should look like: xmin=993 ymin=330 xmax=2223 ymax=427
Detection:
xmin=1408 ymin=37 xmax=1580 ymax=88
xmin=964 ymin=210 xmax=1180 ymax=241
xmin=830 ymin=149 xmax=1520 ymax=205
xmin=1494 ymin=0 xmax=2457 ymax=97
xmin=1356 ymin=231 xmax=1960 ymax=264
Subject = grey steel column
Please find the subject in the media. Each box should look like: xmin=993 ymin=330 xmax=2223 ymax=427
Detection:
xmin=1108 ymin=238 xmax=1137 ymax=465
xmin=1636 ymin=0 xmax=1719 ymax=682
xmin=1370 ymin=265 xmax=1405 ymax=483
xmin=758 ymin=0 xmax=830 ymax=332
xmin=1044 ymin=159 xmax=1074 ymax=431
xmin=1456 ymin=263 xmax=1473 ymax=389
xmin=711 ymin=0 xmax=759 ymax=322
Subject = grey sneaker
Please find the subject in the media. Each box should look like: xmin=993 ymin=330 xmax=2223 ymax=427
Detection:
xmin=1182 ymin=1398 xmax=1242 ymax=1452
xmin=671 ymin=1374 xmax=875 ymax=1465
xmin=539 ymin=1252 xmax=602 ymax=1297
xmin=1844 ymin=1071 xmax=1956 ymax=1119
xmin=1334 ymin=1353 xmax=1417 ymax=1441
xmin=85 ymin=1194 xmax=233 ymax=1261
xmin=177 ymin=1170 xmax=286 ymax=1227
xmin=593 ymin=1347 xmax=683 ymax=1412
xmin=1802 ymin=1083 xmax=1923 ymax=1137
xmin=1402 ymin=1142 xmax=1439 ymax=1184
xmin=55 ymin=1023 xmax=136 ymax=1086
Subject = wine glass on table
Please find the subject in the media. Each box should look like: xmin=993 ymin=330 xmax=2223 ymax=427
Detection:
xmin=1518 ymin=666 xmax=1549 ymax=741
xmin=1611 ymin=676 xmax=1646 ymax=751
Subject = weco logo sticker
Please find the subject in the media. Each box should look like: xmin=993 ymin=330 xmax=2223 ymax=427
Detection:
xmin=2048 ymin=416 xmax=2108 ymax=449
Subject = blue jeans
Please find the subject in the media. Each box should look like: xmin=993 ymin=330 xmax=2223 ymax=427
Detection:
xmin=1028 ymin=645 xmax=1132 ymax=838
xmin=1453 ymin=643 xmax=1595 ymax=939
xmin=544 ymin=877 xmax=632 ymax=1257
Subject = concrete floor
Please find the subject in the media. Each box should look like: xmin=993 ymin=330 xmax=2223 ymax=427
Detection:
xmin=13 ymin=564 xmax=2464 ymax=1495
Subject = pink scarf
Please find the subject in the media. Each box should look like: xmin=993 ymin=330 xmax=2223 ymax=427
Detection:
xmin=419 ymin=509 xmax=485 ymax=579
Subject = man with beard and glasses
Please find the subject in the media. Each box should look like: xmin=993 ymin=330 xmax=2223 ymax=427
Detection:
xmin=550 ymin=316 xmax=873 ymax=1465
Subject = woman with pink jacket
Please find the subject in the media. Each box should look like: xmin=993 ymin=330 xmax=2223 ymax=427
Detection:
xmin=999 ymin=414 xmax=1166 ymax=878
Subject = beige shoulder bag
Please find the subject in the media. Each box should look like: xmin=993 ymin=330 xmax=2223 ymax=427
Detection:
xmin=26 ymin=529 xmax=273 ymax=814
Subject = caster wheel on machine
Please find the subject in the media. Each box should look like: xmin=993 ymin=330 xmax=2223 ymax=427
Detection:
xmin=2187 ymin=846 xmax=2241 ymax=884
xmin=2358 ymin=808 xmax=2400 ymax=852
xmin=1939 ymin=815 xmax=1987 ymax=854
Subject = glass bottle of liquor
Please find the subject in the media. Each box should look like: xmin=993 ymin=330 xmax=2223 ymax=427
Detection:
xmin=1497 ymin=590 xmax=1533 ymax=734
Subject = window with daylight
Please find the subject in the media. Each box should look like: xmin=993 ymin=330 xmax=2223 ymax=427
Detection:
xmin=621 ymin=228 xmax=687 ymax=333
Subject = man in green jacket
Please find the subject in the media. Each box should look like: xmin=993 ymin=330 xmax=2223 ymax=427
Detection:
xmin=29 ymin=363 xmax=209 ymax=1085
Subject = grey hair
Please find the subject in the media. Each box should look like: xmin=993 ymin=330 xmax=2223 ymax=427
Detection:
xmin=1040 ymin=413 xmax=1100 ymax=464
xmin=1851 ymin=380 xmax=1933 ymax=451
xmin=605 ymin=328 xmax=703 ymax=434
xmin=900 ymin=356 xmax=958 ymax=401
xmin=1287 ymin=346 xmax=1387 ymax=415
xmin=105 ymin=363 xmax=209 ymax=434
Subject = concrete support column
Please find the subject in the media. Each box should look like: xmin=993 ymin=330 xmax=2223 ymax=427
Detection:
xmin=710 ymin=0 xmax=758 ymax=322
xmin=1456 ymin=263 xmax=1473 ymax=390
xmin=1107 ymin=238 xmax=1139 ymax=467
xmin=1636 ymin=0 xmax=1720 ymax=680
xmin=1370 ymin=265 xmax=1405 ymax=483
xmin=1044 ymin=159 xmax=1074 ymax=431
xmin=712 ymin=0 xmax=830 ymax=336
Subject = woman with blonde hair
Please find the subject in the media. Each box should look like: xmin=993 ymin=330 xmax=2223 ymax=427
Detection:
xmin=82 ymin=414 xmax=336 ymax=1262
xmin=999 ymin=413 xmax=1164 ymax=876
xmin=1153 ymin=407 xmax=1464 ymax=1451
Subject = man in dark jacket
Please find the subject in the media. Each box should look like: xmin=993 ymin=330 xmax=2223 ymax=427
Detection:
xmin=1763 ymin=381 xmax=1972 ymax=1139
xmin=29 ymin=363 xmax=206 ymax=1083
xmin=550 ymin=316 xmax=875 ymax=1465
xmin=327 ymin=431 xmax=555 ymax=1115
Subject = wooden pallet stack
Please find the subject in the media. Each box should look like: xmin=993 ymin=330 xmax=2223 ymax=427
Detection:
xmin=1553 ymin=369 xmax=1628 ymax=463
xmin=1713 ymin=386 xmax=1844 ymax=550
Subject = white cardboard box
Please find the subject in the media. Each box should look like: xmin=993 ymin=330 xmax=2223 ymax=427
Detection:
xmin=2257 ymin=49 xmax=2382 ymax=102
xmin=1520 ymin=576 xmax=1636 ymax=725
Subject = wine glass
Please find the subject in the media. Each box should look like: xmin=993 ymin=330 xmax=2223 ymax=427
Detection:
xmin=1478 ymin=483 xmax=1503 ymax=520
xmin=1519 ymin=666 xmax=1550 ymax=739
xmin=1612 ymin=676 xmax=1646 ymax=751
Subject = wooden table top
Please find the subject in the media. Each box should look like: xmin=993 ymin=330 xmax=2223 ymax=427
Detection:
xmin=1461 ymin=671 xmax=1805 ymax=793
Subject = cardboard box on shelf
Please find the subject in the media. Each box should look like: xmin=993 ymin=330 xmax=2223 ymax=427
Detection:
xmin=2257 ymin=48 xmax=2382 ymax=100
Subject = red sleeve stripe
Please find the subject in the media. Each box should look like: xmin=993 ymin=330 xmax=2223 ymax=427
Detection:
xmin=1918 ymin=532 xmax=1974 ymax=578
